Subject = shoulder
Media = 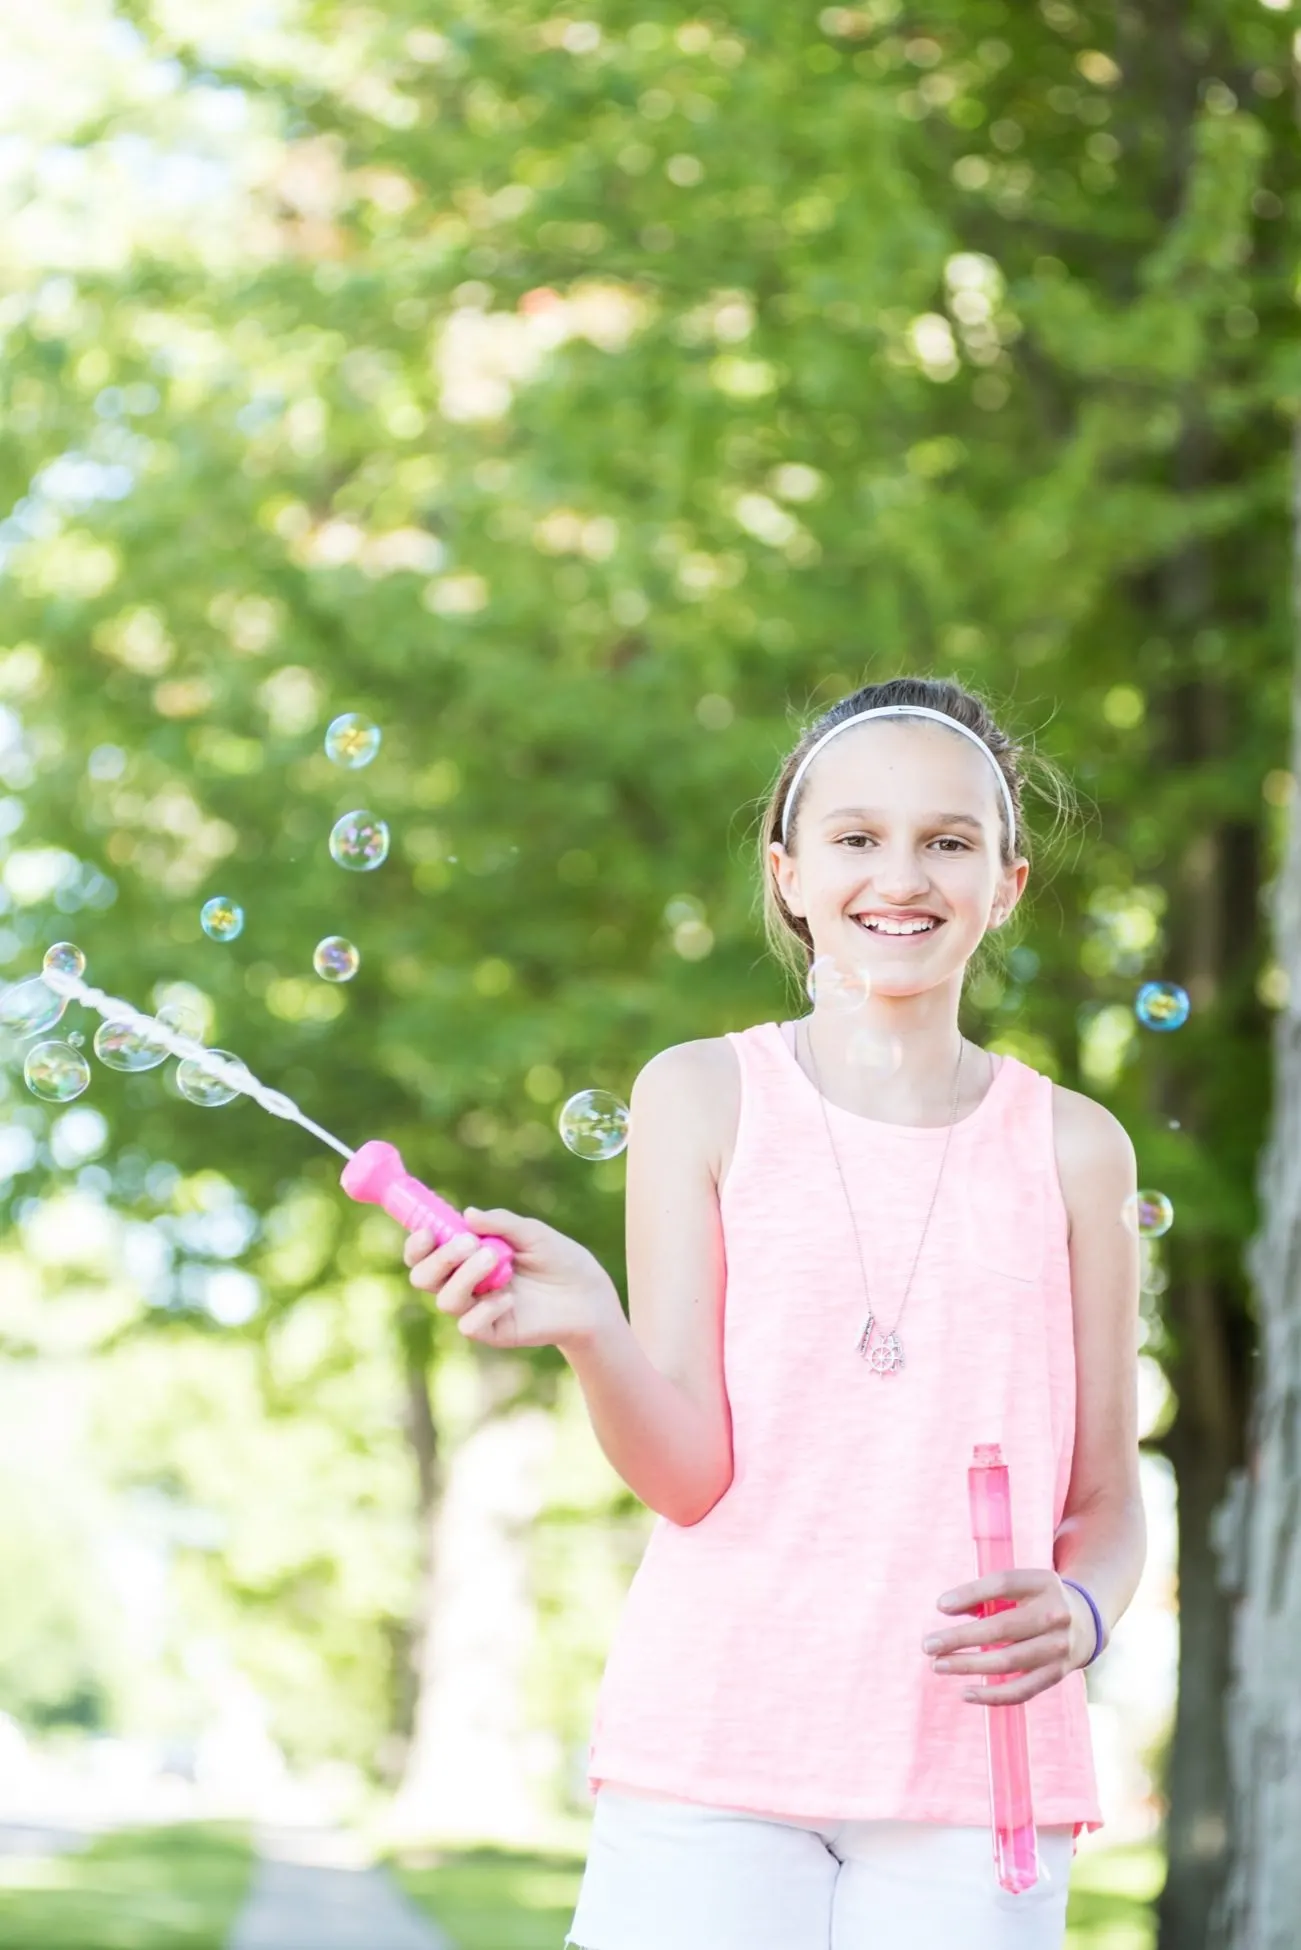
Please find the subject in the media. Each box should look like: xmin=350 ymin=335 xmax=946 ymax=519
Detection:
xmin=633 ymin=1034 xmax=740 ymax=1099
xmin=632 ymin=1036 xmax=742 ymax=1185
xmin=1049 ymin=1081 xmax=1137 ymax=1234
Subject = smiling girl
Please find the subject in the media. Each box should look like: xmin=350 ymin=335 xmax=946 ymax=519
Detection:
xmin=405 ymin=674 xmax=1147 ymax=1950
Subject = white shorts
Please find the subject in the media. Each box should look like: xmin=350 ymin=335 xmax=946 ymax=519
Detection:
xmin=567 ymin=1789 xmax=1074 ymax=1950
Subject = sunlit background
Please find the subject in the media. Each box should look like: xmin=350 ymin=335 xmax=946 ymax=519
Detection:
xmin=0 ymin=0 xmax=1295 ymax=1945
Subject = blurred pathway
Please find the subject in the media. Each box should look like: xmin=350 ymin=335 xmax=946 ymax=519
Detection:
xmin=227 ymin=1828 xmax=451 ymax=1950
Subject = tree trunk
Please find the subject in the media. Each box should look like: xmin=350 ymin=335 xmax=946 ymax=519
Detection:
xmin=1213 ymin=432 xmax=1301 ymax=1950
xmin=385 ymin=1300 xmax=443 ymax=1782
xmin=1150 ymin=691 xmax=1257 ymax=1949
xmin=390 ymin=1347 xmax=557 ymax=1845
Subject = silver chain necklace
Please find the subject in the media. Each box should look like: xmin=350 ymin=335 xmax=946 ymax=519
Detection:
xmin=801 ymin=1018 xmax=965 ymax=1376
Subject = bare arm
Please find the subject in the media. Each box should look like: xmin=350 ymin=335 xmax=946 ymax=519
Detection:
xmin=1050 ymin=1085 xmax=1148 ymax=1652
xmin=565 ymin=1039 xmax=736 ymax=1526
xmin=921 ymin=1083 xmax=1149 ymax=1699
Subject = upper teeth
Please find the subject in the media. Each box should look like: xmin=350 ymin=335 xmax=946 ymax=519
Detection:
xmin=862 ymin=917 xmax=935 ymax=935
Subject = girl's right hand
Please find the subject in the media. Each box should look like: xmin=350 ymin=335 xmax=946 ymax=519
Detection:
xmin=404 ymin=1205 xmax=619 ymax=1355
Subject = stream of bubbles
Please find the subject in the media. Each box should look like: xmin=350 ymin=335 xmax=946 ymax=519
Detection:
xmin=39 ymin=968 xmax=355 ymax=1161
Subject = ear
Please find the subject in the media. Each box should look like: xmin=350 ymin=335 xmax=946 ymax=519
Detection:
xmin=769 ymin=841 xmax=807 ymax=919
xmin=989 ymin=857 xmax=1030 ymax=930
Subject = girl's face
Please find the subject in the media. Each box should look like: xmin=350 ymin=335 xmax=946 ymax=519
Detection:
xmin=769 ymin=721 xmax=1029 ymax=999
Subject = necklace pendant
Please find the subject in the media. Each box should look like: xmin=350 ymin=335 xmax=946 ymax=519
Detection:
xmin=867 ymin=1332 xmax=904 ymax=1376
xmin=856 ymin=1313 xmax=876 ymax=1359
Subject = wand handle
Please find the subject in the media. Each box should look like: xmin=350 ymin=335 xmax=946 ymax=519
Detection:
xmin=341 ymin=1141 xmax=514 ymax=1293
xmin=968 ymin=1443 xmax=1041 ymax=1896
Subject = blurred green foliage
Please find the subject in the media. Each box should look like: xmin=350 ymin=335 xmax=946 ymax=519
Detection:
xmin=0 ymin=1825 xmax=253 ymax=1950
xmin=0 ymin=0 xmax=1294 ymax=1803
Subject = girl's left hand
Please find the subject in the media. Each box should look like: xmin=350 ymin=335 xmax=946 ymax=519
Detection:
xmin=921 ymin=1569 xmax=1096 ymax=1705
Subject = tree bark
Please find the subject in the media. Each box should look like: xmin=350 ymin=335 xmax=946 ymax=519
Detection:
xmin=386 ymin=1300 xmax=443 ymax=1781
xmin=1213 ymin=429 xmax=1301 ymax=1950
xmin=1150 ymin=634 xmax=1258 ymax=1950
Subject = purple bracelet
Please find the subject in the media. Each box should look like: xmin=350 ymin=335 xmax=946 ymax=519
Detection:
xmin=1061 ymin=1577 xmax=1106 ymax=1667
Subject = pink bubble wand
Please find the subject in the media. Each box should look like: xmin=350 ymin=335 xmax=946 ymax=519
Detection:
xmin=37 ymin=965 xmax=514 ymax=1293
xmin=968 ymin=1443 xmax=1041 ymax=1895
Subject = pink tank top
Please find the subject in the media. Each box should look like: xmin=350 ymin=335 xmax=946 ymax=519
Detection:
xmin=587 ymin=1021 xmax=1102 ymax=1835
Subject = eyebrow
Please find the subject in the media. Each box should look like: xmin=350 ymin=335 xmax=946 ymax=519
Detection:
xmin=820 ymin=808 xmax=987 ymax=832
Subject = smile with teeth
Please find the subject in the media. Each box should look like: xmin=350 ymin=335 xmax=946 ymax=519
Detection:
xmin=853 ymin=915 xmax=942 ymax=937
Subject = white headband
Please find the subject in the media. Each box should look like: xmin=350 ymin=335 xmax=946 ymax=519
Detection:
xmin=779 ymin=704 xmax=1016 ymax=847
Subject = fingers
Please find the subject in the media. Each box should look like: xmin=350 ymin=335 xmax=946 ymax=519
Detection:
xmin=924 ymin=1600 xmax=1066 ymax=1660
xmin=463 ymin=1205 xmax=547 ymax=1251
xmin=932 ymin=1632 xmax=1067 ymax=1678
xmin=408 ymin=1232 xmax=501 ymax=1314
xmin=457 ymin=1291 xmax=515 ymax=1342
xmin=962 ymin=1668 xmax=1063 ymax=1707
xmin=403 ymin=1229 xmax=434 ymax=1269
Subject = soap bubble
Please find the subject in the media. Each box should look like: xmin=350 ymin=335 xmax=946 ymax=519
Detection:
xmin=24 ymin=1041 xmax=91 ymax=1103
xmin=157 ymin=998 xmax=206 ymax=1042
xmin=43 ymin=942 xmax=86 ymax=980
xmin=313 ymin=936 xmax=360 ymax=982
xmin=329 ymin=810 xmax=390 ymax=871
xmin=0 ymin=976 xmax=67 ymax=1038
xmin=559 ymin=1089 xmax=631 ymax=1160
xmin=325 ymin=713 xmax=382 ymax=770
xmin=1123 ymin=1189 xmax=1174 ymax=1238
xmin=94 ymin=1017 xmax=169 ymax=1072
xmin=1139 ymin=1238 xmax=1169 ymax=1295
xmin=806 ymin=955 xmax=870 ymax=1013
xmin=201 ymin=896 xmax=244 ymax=942
xmin=176 ymin=1051 xmax=247 ymax=1107
xmin=152 ymin=981 xmax=212 ymax=1044
xmin=847 ymin=1027 xmax=904 ymax=1078
xmin=1135 ymin=982 xmax=1189 ymax=1032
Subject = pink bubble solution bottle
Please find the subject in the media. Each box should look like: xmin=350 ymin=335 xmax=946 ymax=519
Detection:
xmin=341 ymin=1141 xmax=514 ymax=1293
xmin=968 ymin=1442 xmax=1041 ymax=1895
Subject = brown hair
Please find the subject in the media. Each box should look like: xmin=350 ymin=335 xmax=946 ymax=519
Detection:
xmin=758 ymin=675 xmax=1074 ymax=986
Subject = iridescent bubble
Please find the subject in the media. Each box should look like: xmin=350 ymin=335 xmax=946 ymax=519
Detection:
xmin=847 ymin=1026 xmax=904 ymax=1078
xmin=806 ymin=955 xmax=870 ymax=1013
xmin=1135 ymin=982 xmax=1189 ymax=1032
xmin=1123 ymin=1189 xmax=1174 ymax=1238
xmin=329 ymin=810 xmax=390 ymax=871
xmin=152 ymin=982 xmax=213 ymax=1044
xmin=313 ymin=936 xmax=360 ymax=982
xmin=559 ymin=1089 xmax=631 ymax=1161
xmin=157 ymin=999 xmax=206 ymax=1042
xmin=201 ymin=896 xmax=245 ymax=942
xmin=1139 ymin=1237 xmax=1169 ymax=1295
xmin=325 ymin=713 xmax=382 ymax=770
xmin=43 ymin=942 xmax=86 ymax=980
xmin=176 ymin=1051 xmax=247 ymax=1107
xmin=94 ymin=1017 xmax=169 ymax=1073
xmin=24 ymin=1041 xmax=91 ymax=1103
xmin=0 ymin=976 xmax=67 ymax=1038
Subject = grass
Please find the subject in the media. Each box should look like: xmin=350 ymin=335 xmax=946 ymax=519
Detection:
xmin=398 ymin=1838 xmax=1164 ymax=1950
xmin=0 ymin=1823 xmax=254 ymax=1949
xmin=396 ymin=1845 xmax=586 ymax=1950
xmin=1066 ymin=1841 xmax=1164 ymax=1949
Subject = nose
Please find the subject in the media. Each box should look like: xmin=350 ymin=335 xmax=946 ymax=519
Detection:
xmin=865 ymin=843 xmax=932 ymax=902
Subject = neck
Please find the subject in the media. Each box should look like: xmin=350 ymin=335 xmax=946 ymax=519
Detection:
xmin=801 ymin=999 xmax=971 ymax=1121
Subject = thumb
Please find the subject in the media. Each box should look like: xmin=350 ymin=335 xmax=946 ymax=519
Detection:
xmin=462 ymin=1205 xmax=546 ymax=1250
